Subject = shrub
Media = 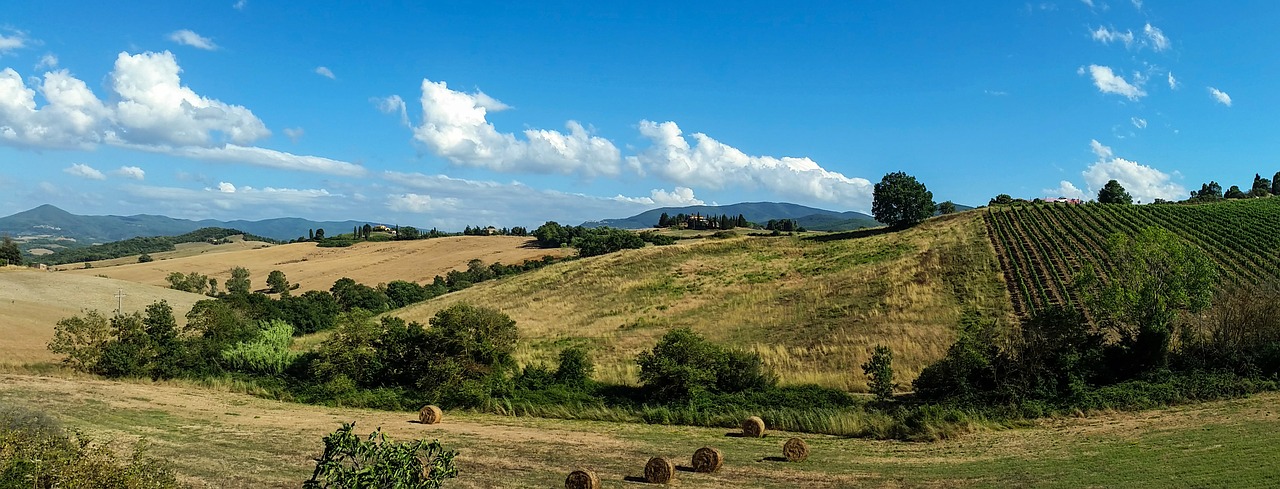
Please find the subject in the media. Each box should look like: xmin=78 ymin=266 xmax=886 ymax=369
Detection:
xmin=861 ymin=344 xmax=896 ymax=401
xmin=554 ymin=346 xmax=594 ymax=387
xmin=304 ymin=422 xmax=457 ymax=489
xmin=636 ymin=328 xmax=776 ymax=403
xmin=222 ymin=319 xmax=299 ymax=375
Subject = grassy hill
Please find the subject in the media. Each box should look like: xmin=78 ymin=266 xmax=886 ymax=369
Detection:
xmin=0 ymin=268 xmax=208 ymax=365
xmin=394 ymin=212 xmax=1010 ymax=391
xmin=67 ymin=235 xmax=573 ymax=295
xmin=985 ymin=198 xmax=1280 ymax=320
xmin=582 ymin=201 xmax=881 ymax=230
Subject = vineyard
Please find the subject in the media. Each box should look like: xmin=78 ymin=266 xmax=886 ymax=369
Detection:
xmin=984 ymin=198 xmax=1280 ymax=320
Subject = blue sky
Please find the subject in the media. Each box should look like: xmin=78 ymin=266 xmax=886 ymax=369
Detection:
xmin=0 ymin=1 xmax=1275 ymax=229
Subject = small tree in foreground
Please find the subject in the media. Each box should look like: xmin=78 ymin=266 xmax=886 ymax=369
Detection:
xmin=304 ymin=422 xmax=457 ymax=489
xmin=861 ymin=344 xmax=896 ymax=401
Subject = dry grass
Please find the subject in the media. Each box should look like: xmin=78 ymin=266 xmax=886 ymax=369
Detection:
xmin=394 ymin=213 xmax=1011 ymax=391
xmin=0 ymin=268 xmax=207 ymax=365
xmin=56 ymin=235 xmax=272 ymax=269
xmin=63 ymin=236 xmax=572 ymax=294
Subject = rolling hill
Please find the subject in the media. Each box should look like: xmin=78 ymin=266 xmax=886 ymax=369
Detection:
xmin=582 ymin=202 xmax=883 ymax=231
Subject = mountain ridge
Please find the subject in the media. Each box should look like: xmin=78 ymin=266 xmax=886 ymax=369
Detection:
xmin=582 ymin=202 xmax=883 ymax=231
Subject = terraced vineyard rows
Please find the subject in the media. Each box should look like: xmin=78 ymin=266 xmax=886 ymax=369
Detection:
xmin=984 ymin=198 xmax=1280 ymax=320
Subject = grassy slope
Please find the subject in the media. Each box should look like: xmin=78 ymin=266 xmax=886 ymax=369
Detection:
xmin=2 ymin=372 xmax=1275 ymax=488
xmin=394 ymin=212 xmax=1011 ymax=391
xmin=64 ymin=236 xmax=572 ymax=295
xmin=0 ymin=268 xmax=208 ymax=365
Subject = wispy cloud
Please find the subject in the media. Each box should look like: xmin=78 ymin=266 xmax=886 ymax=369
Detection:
xmin=314 ymin=66 xmax=335 ymax=79
xmin=283 ymin=127 xmax=304 ymax=143
xmin=1131 ymin=117 xmax=1147 ymax=129
xmin=1083 ymin=65 xmax=1146 ymax=100
xmin=1208 ymin=87 xmax=1232 ymax=107
xmin=167 ymin=29 xmax=218 ymax=50
xmin=1090 ymin=26 xmax=1135 ymax=48
xmin=35 ymin=54 xmax=57 ymax=70
xmin=233 ymin=0 xmax=247 ymax=10
xmin=1143 ymin=24 xmax=1170 ymax=52
xmin=64 ymin=163 xmax=105 ymax=180
xmin=0 ymin=31 xmax=29 ymax=55
xmin=113 ymin=166 xmax=145 ymax=180
xmin=1167 ymin=72 xmax=1179 ymax=90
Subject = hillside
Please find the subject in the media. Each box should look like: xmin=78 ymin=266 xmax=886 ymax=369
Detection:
xmin=394 ymin=211 xmax=1010 ymax=391
xmin=582 ymin=201 xmax=881 ymax=230
xmin=985 ymin=199 xmax=1280 ymax=320
xmin=0 ymin=204 xmax=373 ymax=245
xmin=66 ymin=235 xmax=573 ymax=295
xmin=0 ymin=268 xmax=208 ymax=365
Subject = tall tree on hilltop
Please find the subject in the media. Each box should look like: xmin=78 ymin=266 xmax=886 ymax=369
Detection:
xmin=872 ymin=171 xmax=936 ymax=228
xmin=1097 ymin=180 xmax=1132 ymax=204
xmin=1272 ymin=172 xmax=1280 ymax=196
xmin=1225 ymin=185 xmax=1247 ymax=199
xmin=1251 ymin=173 xmax=1271 ymax=198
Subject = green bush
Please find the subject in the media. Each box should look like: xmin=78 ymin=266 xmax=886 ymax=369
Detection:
xmin=221 ymin=320 xmax=299 ymax=375
xmin=304 ymin=422 xmax=456 ymax=489
xmin=636 ymin=328 xmax=776 ymax=403
xmin=861 ymin=344 xmax=896 ymax=401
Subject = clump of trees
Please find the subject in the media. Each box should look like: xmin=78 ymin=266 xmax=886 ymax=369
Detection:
xmin=0 ymin=236 xmax=19 ymax=266
xmin=872 ymin=171 xmax=936 ymax=228
xmin=532 ymin=222 xmax=647 ymax=256
xmin=655 ymin=213 xmax=748 ymax=230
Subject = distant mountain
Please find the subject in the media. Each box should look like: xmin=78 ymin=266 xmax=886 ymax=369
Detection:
xmin=582 ymin=202 xmax=882 ymax=231
xmin=0 ymin=204 xmax=372 ymax=245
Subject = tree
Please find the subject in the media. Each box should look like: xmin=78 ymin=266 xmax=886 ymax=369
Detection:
xmin=227 ymin=266 xmax=251 ymax=295
xmin=398 ymin=226 xmax=420 ymax=240
xmin=872 ymin=171 xmax=936 ymax=228
xmin=989 ymin=194 xmax=1014 ymax=206
xmin=138 ymin=253 xmax=154 ymax=263
xmin=0 ymin=235 xmax=20 ymax=266
xmin=362 ymin=223 xmax=373 ymax=239
xmin=938 ymin=201 xmax=957 ymax=215
xmin=304 ymin=422 xmax=457 ymax=489
xmin=636 ymin=328 xmax=775 ymax=403
xmin=1190 ymin=181 xmax=1223 ymax=202
xmin=554 ymin=346 xmax=594 ymax=387
xmin=266 ymin=270 xmax=291 ymax=295
xmin=861 ymin=345 xmax=896 ymax=401
xmin=47 ymin=310 xmax=112 ymax=372
xmin=1252 ymin=173 xmax=1272 ymax=198
xmin=1225 ymin=185 xmax=1247 ymax=199
xmin=1078 ymin=227 xmax=1218 ymax=374
xmin=144 ymin=300 xmax=184 ymax=379
xmin=1097 ymin=179 xmax=1132 ymax=204
xmin=1272 ymin=172 xmax=1280 ymax=196
xmin=657 ymin=212 xmax=671 ymax=228
xmin=314 ymin=228 xmax=326 ymax=240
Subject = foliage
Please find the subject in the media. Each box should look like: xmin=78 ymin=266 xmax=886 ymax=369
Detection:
xmin=989 ymin=194 xmax=1014 ymax=206
xmin=0 ymin=403 xmax=182 ymax=488
xmin=166 ymin=271 xmax=211 ymax=294
xmin=571 ymin=227 xmax=645 ymax=257
xmin=1188 ymin=181 xmax=1223 ymax=202
xmin=222 ymin=320 xmax=299 ymax=375
xmin=1097 ymin=179 xmax=1132 ymax=204
xmin=938 ymin=201 xmax=957 ymax=215
xmin=554 ymin=346 xmax=595 ymax=387
xmin=227 ymin=266 xmax=252 ymax=295
xmin=138 ymin=253 xmax=154 ymax=263
xmin=267 ymin=270 xmax=291 ymax=295
xmin=638 ymin=231 xmax=677 ymax=245
xmin=280 ymin=290 xmax=342 ymax=335
xmin=303 ymin=422 xmax=456 ymax=489
xmin=0 ymin=236 xmax=19 ymax=266
xmin=330 ymin=277 xmax=390 ymax=313
xmin=861 ymin=345 xmax=896 ymax=401
xmin=1251 ymin=173 xmax=1271 ymax=198
xmin=32 ymin=227 xmax=276 ymax=265
xmin=47 ymin=310 xmax=113 ymax=371
xmin=636 ymin=328 xmax=776 ymax=403
xmin=1225 ymin=185 xmax=1247 ymax=199
xmin=872 ymin=171 xmax=936 ymax=228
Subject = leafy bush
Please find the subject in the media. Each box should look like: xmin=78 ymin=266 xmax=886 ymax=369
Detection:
xmin=636 ymin=328 xmax=776 ymax=403
xmin=222 ymin=320 xmax=299 ymax=375
xmin=554 ymin=346 xmax=594 ymax=387
xmin=304 ymin=422 xmax=456 ymax=489
xmin=862 ymin=344 xmax=896 ymax=401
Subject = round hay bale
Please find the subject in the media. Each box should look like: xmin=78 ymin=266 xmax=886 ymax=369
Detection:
xmin=782 ymin=437 xmax=810 ymax=462
xmin=564 ymin=468 xmax=601 ymax=489
xmin=691 ymin=446 xmax=723 ymax=473
xmin=741 ymin=415 xmax=766 ymax=438
xmin=418 ymin=404 xmax=443 ymax=425
xmin=644 ymin=456 xmax=675 ymax=484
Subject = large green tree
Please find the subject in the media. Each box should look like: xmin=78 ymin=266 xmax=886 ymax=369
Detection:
xmin=1225 ymin=185 xmax=1248 ymax=199
xmin=0 ymin=236 xmax=20 ymax=266
xmin=1097 ymin=179 xmax=1132 ymax=204
xmin=872 ymin=171 xmax=936 ymax=228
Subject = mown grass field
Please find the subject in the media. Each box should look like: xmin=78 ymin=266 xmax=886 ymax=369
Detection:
xmin=2 ymin=372 xmax=1276 ymax=488
xmin=394 ymin=213 xmax=1012 ymax=391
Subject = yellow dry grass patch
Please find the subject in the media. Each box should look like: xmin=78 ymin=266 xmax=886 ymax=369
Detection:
xmin=394 ymin=213 xmax=1012 ymax=392
xmin=0 ymin=268 xmax=208 ymax=365
xmin=63 ymin=236 xmax=572 ymax=294
xmin=53 ymin=235 xmax=273 ymax=270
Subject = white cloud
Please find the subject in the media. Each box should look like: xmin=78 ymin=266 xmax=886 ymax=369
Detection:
xmin=0 ymin=68 xmax=111 ymax=149
xmin=1131 ymin=117 xmax=1147 ymax=129
xmin=0 ymin=32 xmax=28 ymax=55
xmin=1090 ymin=26 xmax=1135 ymax=48
xmin=386 ymin=193 xmax=460 ymax=213
xmin=35 ymin=54 xmax=57 ymax=70
xmin=233 ymin=0 xmax=247 ymax=10
xmin=64 ymin=163 xmax=105 ymax=180
xmin=1143 ymin=23 xmax=1170 ymax=52
xmin=1132 ymin=0 xmax=1143 ymax=8
xmin=1082 ymin=140 xmax=1185 ymax=202
xmin=1208 ymin=87 xmax=1232 ymax=107
xmin=372 ymin=95 xmax=410 ymax=126
xmin=121 ymin=182 xmax=342 ymax=219
xmin=113 ymin=165 xmax=145 ymax=180
xmin=283 ymin=127 xmax=304 ymax=142
xmin=408 ymin=78 xmax=622 ymax=177
xmin=127 ymin=143 xmax=367 ymax=177
xmin=1167 ymin=72 xmax=1179 ymax=90
xmin=216 ymin=181 xmax=236 ymax=193
xmin=984 ymin=89 xmax=1009 ymax=96
xmin=626 ymin=120 xmax=873 ymax=209
xmin=613 ymin=187 xmax=705 ymax=206
xmin=1044 ymin=180 xmax=1087 ymax=200
xmin=167 ymin=30 xmax=218 ymax=51
xmin=1085 ymin=65 xmax=1146 ymax=100
xmin=314 ymin=66 xmax=335 ymax=79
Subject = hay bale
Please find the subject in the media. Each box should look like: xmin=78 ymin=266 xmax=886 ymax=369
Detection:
xmin=418 ymin=404 xmax=443 ymax=425
xmin=564 ymin=468 xmax=601 ymax=489
xmin=741 ymin=415 xmax=766 ymax=438
xmin=782 ymin=437 xmax=809 ymax=462
xmin=644 ymin=456 xmax=675 ymax=484
xmin=691 ymin=446 xmax=723 ymax=473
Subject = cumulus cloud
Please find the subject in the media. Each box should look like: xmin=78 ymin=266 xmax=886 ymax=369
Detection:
xmin=216 ymin=181 xmax=236 ymax=193
xmin=1143 ymin=23 xmax=1170 ymax=51
xmin=113 ymin=165 xmax=145 ymax=180
xmin=35 ymin=54 xmax=57 ymax=70
xmin=386 ymin=193 xmax=459 ymax=213
xmin=1082 ymin=140 xmax=1185 ymax=202
xmin=64 ymin=163 xmax=105 ymax=180
xmin=626 ymin=120 xmax=872 ymax=208
xmin=1085 ymin=65 xmax=1146 ymax=100
xmin=0 ymin=68 xmax=111 ymax=149
xmin=314 ymin=66 xmax=335 ymax=79
xmin=1090 ymin=26 xmax=1135 ymax=48
xmin=1044 ymin=180 xmax=1087 ymax=200
xmin=1208 ymin=87 xmax=1232 ymax=106
xmin=167 ymin=30 xmax=218 ymax=51
xmin=283 ymin=127 xmax=304 ymax=142
xmin=405 ymin=79 xmax=622 ymax=176
xmin=613 ymin=187 xmax=705 ymax=206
